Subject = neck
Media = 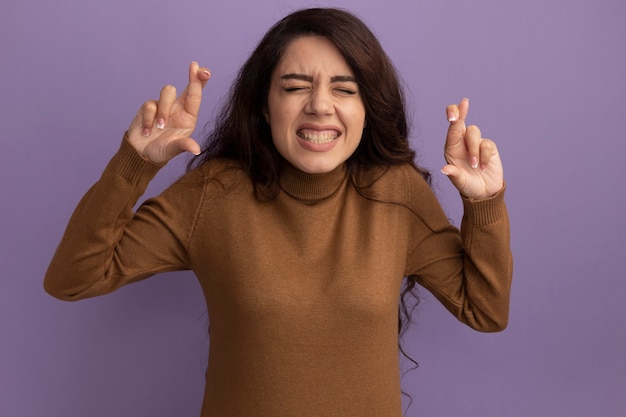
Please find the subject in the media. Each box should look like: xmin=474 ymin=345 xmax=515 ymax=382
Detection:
xmin=279 ymin=161 xmax=348 ymax=203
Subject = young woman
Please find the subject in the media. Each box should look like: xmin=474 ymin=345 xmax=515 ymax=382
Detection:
xmin=45 ymin=8 xmax=512 ymax=417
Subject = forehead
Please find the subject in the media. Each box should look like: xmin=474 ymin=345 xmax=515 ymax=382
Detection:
xmin=274 ymin=35 xmax=354 ymax=76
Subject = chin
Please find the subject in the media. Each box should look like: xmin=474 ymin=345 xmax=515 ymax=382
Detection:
xmin=292 ymin=157 xmax=344 ymax=174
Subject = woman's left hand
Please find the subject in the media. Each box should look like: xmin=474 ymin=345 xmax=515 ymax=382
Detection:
xmin=441 ymin=98 xmax=504 ymax=199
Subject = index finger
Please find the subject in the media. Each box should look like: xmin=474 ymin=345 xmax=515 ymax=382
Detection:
xmin=445 ymin=98 xmax=470 ymax=146
xmin=181 ymin=61 xmax=211 ymax=116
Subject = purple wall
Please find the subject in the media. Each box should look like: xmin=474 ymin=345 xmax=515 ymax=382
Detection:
xmin=2 ymin=0 xmax=625 ymax=415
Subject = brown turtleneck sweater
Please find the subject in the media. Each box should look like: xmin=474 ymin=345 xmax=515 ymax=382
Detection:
xmin=45 ymin=136 xmax=512 ymax=417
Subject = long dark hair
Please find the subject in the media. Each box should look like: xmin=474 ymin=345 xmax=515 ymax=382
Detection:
xmin=188 ymin=8 xmax=430 ymax=190
xmin=189 ymin=5 xmax=427 ymax=397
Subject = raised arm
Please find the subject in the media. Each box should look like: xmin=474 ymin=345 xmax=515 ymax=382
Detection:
xmin=44 ymin=63 xmax=210 ymax=300
xmin=406 ymin=99 xmax=512 ymax=331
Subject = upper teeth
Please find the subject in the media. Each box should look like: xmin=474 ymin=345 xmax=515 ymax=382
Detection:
xmin=298 ymin=130 xmax=339 ymax=144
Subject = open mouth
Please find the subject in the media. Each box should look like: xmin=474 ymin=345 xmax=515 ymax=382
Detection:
xmin=297 ymin=129 xmax=340 ymax=144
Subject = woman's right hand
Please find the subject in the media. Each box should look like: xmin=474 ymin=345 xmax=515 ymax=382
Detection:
xmin=127 ymin=62 xmax=211 ymax=164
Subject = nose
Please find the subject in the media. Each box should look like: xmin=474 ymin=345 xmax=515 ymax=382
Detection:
xmin=305 ymin=88 xmax=334 ymax=116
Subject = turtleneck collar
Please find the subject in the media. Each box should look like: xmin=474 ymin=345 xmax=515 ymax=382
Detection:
xmin=279 ymin=161 xmax=349 ymax=203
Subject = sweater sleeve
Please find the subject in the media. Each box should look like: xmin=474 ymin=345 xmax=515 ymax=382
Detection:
xmin=44 ymin=135 xmax=206 ymax=301
xmin=404 ymin=172 xmax=513 ymax=332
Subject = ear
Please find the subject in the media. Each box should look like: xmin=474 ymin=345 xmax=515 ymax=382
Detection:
xmin=262 ymin=106 xmax=270 ymax=124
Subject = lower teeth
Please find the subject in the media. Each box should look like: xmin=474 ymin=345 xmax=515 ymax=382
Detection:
xmin=306 ymin=137 xmax=334 ymax=144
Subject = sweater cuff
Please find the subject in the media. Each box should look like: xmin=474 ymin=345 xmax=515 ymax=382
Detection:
xmin=461 ymin=185 xmax=507 ymax=226
xmin=108 ymin=132 xmax=164 ymax=185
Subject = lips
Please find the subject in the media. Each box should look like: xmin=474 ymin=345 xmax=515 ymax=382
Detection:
xmin=296 ymin=128 xmax=340 ymax=144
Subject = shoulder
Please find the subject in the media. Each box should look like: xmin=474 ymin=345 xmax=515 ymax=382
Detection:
xmin=151 ymin=159 xmax=251 ymax=209
xmin=357 ymin=164 xmax=450 ymax=230
xmin=358 ymin=163 xmax=431 ymax=201
xmin=175 ymin=158 xmax=251 ymax=191
xmin=147 ymin=159 xmax=253 ymax=227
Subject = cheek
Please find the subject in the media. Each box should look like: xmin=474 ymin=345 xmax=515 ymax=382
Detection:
xmin=345 ymin=107 xmax=366 ymax=132
xmin=269 ymin=113 xmax=292 ymax=140
xmin=268 ymin=110 xmax=295 ymax=154
xmin=268 ymin=102 xmax=297 ymax=131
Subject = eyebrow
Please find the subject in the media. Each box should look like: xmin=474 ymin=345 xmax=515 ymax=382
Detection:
xmin=280 ymin=73 xmax=357 ymax=83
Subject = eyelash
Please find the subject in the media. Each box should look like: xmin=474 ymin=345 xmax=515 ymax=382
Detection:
xmin=282 ymin=87 xmax=357 ymax=95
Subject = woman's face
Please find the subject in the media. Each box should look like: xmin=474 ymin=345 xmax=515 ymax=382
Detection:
xmin=265 ymin=36 xmax=366 ymax=174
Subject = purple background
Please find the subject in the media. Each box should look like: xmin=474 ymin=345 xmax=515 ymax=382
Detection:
xmin=2 ymin=0 xmax=625 ymax=415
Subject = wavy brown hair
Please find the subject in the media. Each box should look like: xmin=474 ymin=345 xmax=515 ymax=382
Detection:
xmin=188 ymin=7 xmax=430 ymax=192
xmin=189 ymin=6 xmax=428 ymax=403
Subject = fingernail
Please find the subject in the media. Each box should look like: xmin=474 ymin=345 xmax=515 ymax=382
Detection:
xmin=440 ymin=168 xmax=450 ymax=176
xmin=203 ymin=70 xmax=211 ymax=78
xmin=448 ymin=112 xmax=457 ymax=122
xmin=156 ymin=119 xmax=165 ymax=129
xmin=471 ymin=157 xmax=479 ymax=169
xmin=142 ymin=128 xmax=150 ymax=137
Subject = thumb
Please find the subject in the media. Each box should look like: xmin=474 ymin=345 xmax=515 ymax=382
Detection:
xmin=441 ymin=164 xmax=467 ymax=190
xmin=165 ymin=137 xmax=201 ymax=160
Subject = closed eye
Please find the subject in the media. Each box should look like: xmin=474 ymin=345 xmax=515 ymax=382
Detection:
xmin=335 ymin=88 xmax=357 ymax=95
